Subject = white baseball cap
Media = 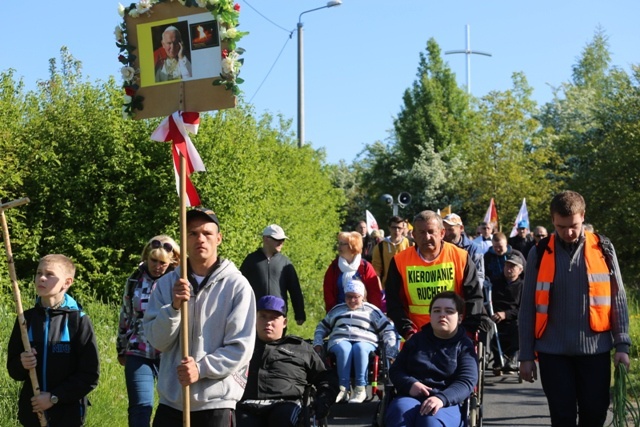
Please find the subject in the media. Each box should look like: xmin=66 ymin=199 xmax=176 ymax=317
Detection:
xmin=262 ymin=224 xmax=287 ymax=240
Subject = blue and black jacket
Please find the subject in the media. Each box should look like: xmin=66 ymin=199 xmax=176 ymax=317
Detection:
xmin=6 ymin=294 xmax=100 ymax=427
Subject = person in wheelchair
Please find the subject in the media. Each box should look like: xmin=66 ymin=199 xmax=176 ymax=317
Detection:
xmin=385 ymin=291 xmax=478 ymax=427
xmin=313 ymin=280 xmax=398 ymax=404
xmin=237 ymin=296 xmax=338 ymax=427
xmin=488 ymin=252 xmax=525 ymax=374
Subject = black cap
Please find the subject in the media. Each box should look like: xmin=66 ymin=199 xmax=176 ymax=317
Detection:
xmin=505 ymin=252 xmax=525 ymax=269
xmin=186 ymin=207 xmax=220 ymax=228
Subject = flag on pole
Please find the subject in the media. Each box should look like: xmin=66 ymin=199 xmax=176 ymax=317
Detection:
xmin=365 ymin=210 xmax=379 ymax=234
xmin=483 ymin=198 xmax=499 ymax=228
xmin=509 ymin=198 xmax=530 ymax=237
xmin=440 ymin=205 xmax=452 ymax=217
xmin=151 ymin=111 xmax=205 ymax=207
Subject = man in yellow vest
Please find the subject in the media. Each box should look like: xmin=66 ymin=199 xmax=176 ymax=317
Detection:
xmin=519 ymin=191 xmax=631 ymax=426
xmin=385 ymin=210 xmax=484 ymax=339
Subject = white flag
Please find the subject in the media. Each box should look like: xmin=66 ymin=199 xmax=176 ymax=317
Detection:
xmin=366 ymin=210 xmax=379 ymax=234
xmin=509 ymin=198 xmax=530 ymax=237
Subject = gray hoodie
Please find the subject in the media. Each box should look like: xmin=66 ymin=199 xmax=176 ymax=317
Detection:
xmin=144 ymin=259 xmax=256 ymax=411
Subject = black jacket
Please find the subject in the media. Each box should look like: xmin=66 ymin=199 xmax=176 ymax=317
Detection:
xmin=242 ymin=335 xmax=337 ymax=402
xmin=491 ymin=275 xmax=523 ymax=321
xmin=7 ymin=295 xmax=99 ymax=427
xmin=240 ymin=249 xmax=306 ymax=322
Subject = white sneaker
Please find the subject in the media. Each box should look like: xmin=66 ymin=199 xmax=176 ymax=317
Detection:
xmin=349 ymin=386 xmax=367 ymax=403
xmin=335 ymin=386 xmax=349 ymax=403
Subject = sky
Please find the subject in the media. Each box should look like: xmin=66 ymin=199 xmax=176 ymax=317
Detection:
xmin=4 ymin=1 xmax=639 ymax=165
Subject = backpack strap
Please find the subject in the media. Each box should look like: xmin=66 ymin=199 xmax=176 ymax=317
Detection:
xmin=596 ymin=233 xmax=615 ymax=273
xmin=535 ymin=233 xmax=614 ymax=273
xmin=377 ymin=241 xmax=385 ymax=278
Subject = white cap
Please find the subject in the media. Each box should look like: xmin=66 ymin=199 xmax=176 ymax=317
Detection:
xmin=344 ymin=280 xmax=365 ymax=297
xmin=262 ymin=224 xmax=287 ymax=240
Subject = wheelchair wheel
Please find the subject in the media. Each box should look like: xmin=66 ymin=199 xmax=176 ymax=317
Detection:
xmin=468 ymin=340 xmax=485 ymax=427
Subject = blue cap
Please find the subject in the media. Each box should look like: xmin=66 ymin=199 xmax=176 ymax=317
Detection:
xmin=257 ymin=295 xmax=287 ymax=316
xmin=517 ymin=219 xmax=529 ymax=229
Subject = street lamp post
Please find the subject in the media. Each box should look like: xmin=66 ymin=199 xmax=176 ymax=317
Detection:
xmin=297 ymin=0 xmax=342 ymax=148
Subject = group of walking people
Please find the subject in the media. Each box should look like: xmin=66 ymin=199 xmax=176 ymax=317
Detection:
xmin=6 ymin=191 xmax=631 ymax=427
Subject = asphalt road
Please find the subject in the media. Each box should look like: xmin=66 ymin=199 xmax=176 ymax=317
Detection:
xmin=324 ymin=367 xmax=611 ymax=426
xmin=325 ymin=371 xmax=549 ymax=426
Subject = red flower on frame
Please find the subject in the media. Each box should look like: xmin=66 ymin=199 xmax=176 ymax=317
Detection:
xmin=234 ymin=3 xmax=240 ymax=11
xmin=125 ymin=86 xmax=136 ymax=96
xmin=222 ymin=49 xmax=229 ymax=58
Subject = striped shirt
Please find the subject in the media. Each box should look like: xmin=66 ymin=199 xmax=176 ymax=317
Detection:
xmin=313 ymin=302 xmax=398 ymax=358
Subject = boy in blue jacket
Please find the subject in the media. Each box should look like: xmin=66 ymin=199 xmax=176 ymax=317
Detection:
xmin=7 ymin=254 xmax=99 ymax=427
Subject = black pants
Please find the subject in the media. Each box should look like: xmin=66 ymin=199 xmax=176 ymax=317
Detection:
xmin=492 ymin=320 xmax=519 ymax=366
xmin=152 ymin=404 xmax=235 ymax=427
xmin=538 ymin=352 xmax=611 ymax=427
xmin=236 ymin=401 xmax=301 ymax=427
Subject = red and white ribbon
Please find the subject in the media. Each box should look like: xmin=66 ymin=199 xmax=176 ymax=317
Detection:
xmin=151 ymin=111 xmax=205 ymax=206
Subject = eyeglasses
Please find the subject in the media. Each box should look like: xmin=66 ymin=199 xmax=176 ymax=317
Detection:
xmin=534 ymin=234 xmax=547 ymax=238
xmin=150 ymin=240 xmax=174 ymax=253
xmin=337 ymin=242 xmax=350 ymax=247
xmin=345 ymin=294 xmax=363 ymax=300
xmin=269 ymin=237 xmax=285 ymax=244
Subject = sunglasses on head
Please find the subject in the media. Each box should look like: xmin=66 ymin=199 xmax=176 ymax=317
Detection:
xmin=150 ymin=240 xmax=174 ymax=253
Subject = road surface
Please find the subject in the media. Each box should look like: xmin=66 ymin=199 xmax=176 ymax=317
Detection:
xmin=325 ymin=368 xmax=614 ymax=425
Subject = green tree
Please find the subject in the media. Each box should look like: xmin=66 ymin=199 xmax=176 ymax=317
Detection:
xmin=394 ymin=38 xmax=473 ymax=157
xmin=2 ymin=48 xmax=344 ymax=313
xmin=539 ymin=29 xmax=640 ymax=284
xmin=355 ymin=39 xmax=475 ymax=219
xmin=456 ymin=72 xmax=562 ymax=228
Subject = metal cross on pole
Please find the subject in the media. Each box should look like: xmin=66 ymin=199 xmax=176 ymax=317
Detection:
xmin=445 ymin=24 xmax=492 ymax=94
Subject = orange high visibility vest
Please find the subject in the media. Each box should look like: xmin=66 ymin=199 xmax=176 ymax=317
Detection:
xmin=395 ymin=243 xmax=468 ymax=329
xmin=534 ymin=232 xmax=611 ymax=339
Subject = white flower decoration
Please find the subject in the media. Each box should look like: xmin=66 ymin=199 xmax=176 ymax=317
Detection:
xmin=195 ymin=0 xmax=207 ymax=7
xmin=114 ymin=26 xmax=124 ymax=43
xmin=121 ymin=66 xmax=136 ymax=83
xmin=129 ymin=8 xmax=140 ymax=17
xmin=123 ymin=95 xmax=133 ymax=104
xmin=221 ymin=51 xmax=240 ymax=78
xmin=220 ymin=26 xmax=237 ymax=40
xmin=137 ymin=0 xmax=152 ymax=14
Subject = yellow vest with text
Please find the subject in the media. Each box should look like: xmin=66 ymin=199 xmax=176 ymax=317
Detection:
xmin=534 ymin=232 xmax=611 ymax=339
xmin=395 ymin=243 xmax=468 ymax=329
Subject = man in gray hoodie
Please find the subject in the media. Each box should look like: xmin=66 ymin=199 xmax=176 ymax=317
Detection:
xmin=144 ymin=207 xmax=256 ymax=427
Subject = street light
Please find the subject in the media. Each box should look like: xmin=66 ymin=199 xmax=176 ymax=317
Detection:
xmin=297 ymin=0 xmax=342 ymax=148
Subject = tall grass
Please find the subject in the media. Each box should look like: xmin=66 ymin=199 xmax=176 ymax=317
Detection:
xmin=625 ymin=290 xmax=640 ymax=392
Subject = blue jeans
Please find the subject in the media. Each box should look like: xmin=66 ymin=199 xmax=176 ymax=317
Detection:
xmin=385 ymin=396 xmax=463 ymax=427
xmin=125 ymin=354 xmax=159 ymax=427
xmin=329 ymin=340 xmax=377 ymax=388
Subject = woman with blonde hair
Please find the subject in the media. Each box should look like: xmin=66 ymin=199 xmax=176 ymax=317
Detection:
xmin=323 ymin=231 xmax=384 ymax=312
xmin=117 ymin=235 xmax=179 ymax=427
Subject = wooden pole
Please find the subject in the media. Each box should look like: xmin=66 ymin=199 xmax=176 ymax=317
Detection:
xmin=1 ymin=198 xmax=47 ymax=427
xmin=179 ymin=154 xmax=190 ymax=427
